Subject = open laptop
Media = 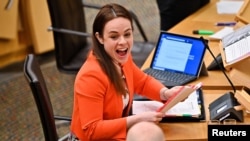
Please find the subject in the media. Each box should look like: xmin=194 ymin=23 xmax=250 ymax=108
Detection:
xmin=144 ymin=31 xmax=206 ymax=88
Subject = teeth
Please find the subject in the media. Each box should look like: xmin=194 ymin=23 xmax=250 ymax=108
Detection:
xmin=117 ymin=48 xmax=127 ymax=51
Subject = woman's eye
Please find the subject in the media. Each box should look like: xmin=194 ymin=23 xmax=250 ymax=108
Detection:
xmin=110 ymin=36 xmax=118 ymax=39
xmin=125 ymin=33 xmax=131 ymax=37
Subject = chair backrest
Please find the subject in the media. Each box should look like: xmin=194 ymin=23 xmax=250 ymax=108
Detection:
xmin=46 ymin=0 xmax=91 ymax=74
xmin=23 ymin=54 xmax=58 ymax=141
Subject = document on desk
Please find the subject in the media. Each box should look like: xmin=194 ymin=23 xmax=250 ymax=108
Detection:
xmin=132 ymin=91 xmax=201 ymax=117
xmin=216 ymin=0 xmax=244 ymax=14
xmin=222 ymin=24 xmax=250 ymax=64
xmin=224 ymin=35 xmax=250 ymax=63
xmin=209 ymin=27 xmax=234 ymax=41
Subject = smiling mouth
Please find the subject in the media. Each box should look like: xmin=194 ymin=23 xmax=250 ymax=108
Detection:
xmin=116 ymin=48 xmax=128 ymax=56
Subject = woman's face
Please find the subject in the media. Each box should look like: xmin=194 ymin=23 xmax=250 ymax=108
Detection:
xmin=96 ymin=17 xmax=133 ymax=65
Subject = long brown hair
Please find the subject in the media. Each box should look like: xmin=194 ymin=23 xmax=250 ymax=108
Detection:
xmin=92 ymin=3 xmax=133 ymax=95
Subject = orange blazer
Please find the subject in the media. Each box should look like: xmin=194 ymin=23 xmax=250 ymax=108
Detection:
xmin=70 ymin=52 xmax=165 ymax=141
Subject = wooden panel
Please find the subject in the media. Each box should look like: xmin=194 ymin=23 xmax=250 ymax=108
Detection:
xmin=229 ymin=59 xmax=250 ymax=88
xmin=0 ymin=38 xmax=19 ymax=56
xmin=235 ymin=0 xmax=250 ymax=24
xmin=0 ymin=0 xmax=19 ymax=39
xmin=22 ymin=0 xmax=54 ymax=54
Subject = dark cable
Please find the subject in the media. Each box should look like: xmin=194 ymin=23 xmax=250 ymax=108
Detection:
xmin=200 ymin=36 xmax=236 ymax=93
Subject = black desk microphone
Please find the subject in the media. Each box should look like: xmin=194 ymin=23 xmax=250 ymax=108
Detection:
xmin=200 ymin=36 xmax=243 ymax=122
xmin=200 ymin=36 xmax=236 ymax=93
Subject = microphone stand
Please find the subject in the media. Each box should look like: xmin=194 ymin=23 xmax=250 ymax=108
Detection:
xmin=200 ymin=37 xmax=244 ymax=122
xmin=200 ymin=36 xmax=236 ymax=93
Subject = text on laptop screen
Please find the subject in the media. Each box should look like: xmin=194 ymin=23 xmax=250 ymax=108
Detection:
xmin=151 ymin=32 xmax=206 ymax=76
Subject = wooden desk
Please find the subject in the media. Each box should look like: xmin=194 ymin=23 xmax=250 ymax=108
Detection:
xmin=160 ymin=90 xmax=250 ymax=141
xmin=141 ymin=0 xmax=243 ymax=90
xmin=149 ymin=0 xmax=250 ymax=140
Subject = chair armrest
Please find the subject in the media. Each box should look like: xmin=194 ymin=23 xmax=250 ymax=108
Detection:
xmin=47 ymin=27 xmax=91 ymax=37
xmin=54 ymin=115 xmax=72 ymax=121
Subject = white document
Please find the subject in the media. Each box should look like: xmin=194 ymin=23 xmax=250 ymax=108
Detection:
xmin=216 ymin=0 xmax=244 ymax=14
xmin=132 ymin=91 xmax=201 ymax=116
xmin=225 ymin=35 xmax=250 ymax=63
xmin=209 ymin=27 xmax=234 ymax=40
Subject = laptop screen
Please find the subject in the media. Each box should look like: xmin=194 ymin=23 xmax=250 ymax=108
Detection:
xmin=150 ymin=31 xmax=206 ymax=76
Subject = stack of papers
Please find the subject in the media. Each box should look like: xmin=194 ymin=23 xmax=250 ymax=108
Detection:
xmin=132 ymin=91 xmax=201 ymax=117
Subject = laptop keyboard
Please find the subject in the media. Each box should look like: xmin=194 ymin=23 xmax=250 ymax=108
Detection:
xmin=144 ymin=68 xmax=196 ymax=85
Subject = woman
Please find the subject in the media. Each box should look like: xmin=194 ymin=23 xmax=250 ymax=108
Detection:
xmin=70 ymin=3 xmax=183 ymax=141
xmin=127 ymin=121 xmax=165 ymax=141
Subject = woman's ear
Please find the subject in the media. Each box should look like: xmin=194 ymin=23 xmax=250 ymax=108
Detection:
xmin=95 ymin=32 xmax=104 ymax=44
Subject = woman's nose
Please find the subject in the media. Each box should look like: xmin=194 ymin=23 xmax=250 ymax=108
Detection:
xmin=118 ymin=36 xmax=126 ymax=44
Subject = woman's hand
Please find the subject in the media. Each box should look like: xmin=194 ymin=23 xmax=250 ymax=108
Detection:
xmin=160 ymin=86 xmax=183 ymax=101
xmin=127 ymin=111 xmax=164 ymax=128
xmin=161 ymin=85 xmax=194 ymax=102
xmin=137 ymin=111 xmax=164 ymax=123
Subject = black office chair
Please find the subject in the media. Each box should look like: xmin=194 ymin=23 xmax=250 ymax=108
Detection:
xmin=46 ymin=0 xmax=155 ymax=74
xmin=23 ymin=54 xmax=71 ymax=141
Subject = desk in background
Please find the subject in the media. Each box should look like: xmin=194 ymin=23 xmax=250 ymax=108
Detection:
xmin=141 ymin=0 xmax=244 ymax=90
xmin=146 ymin=0 xmax=250 ymax=140
xmin=160 ymin=90 xmax=250 ymax=141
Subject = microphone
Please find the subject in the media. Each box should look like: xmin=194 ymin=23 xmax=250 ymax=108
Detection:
xmin=200 ymin=36 xmax=236 ymax=93
xmin=200 ymin=37 xmax=244 ymax=122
